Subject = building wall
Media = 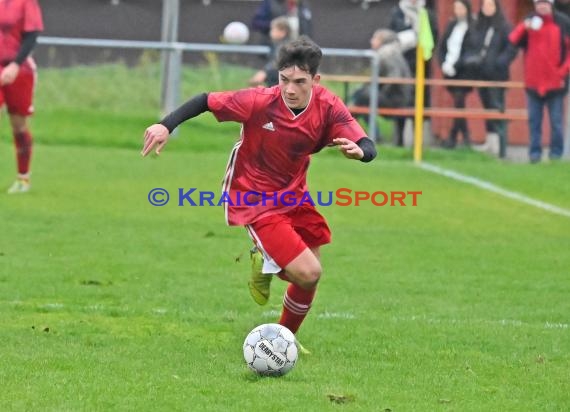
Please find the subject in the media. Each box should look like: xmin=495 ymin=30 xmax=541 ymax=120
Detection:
xmin=36 ymin=0 xmax=400 ymax=70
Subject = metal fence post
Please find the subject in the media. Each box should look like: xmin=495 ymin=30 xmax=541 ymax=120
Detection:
xmin=161 ymin=0 xmax=181 ymax=117
xmin=367 ymin=51 xmax=380 ymax=141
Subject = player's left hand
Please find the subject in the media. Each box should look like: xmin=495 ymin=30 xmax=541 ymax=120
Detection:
xmin=0 ymin=62 xmax=20 ymax=86
xmin=333 ymin=138 xmax=364 ymax=160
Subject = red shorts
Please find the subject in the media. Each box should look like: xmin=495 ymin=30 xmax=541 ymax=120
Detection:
xmin=0 ymin=61 xmax=37 ymax=116
xmin=246 ymin=204 xmax=331 ymax=273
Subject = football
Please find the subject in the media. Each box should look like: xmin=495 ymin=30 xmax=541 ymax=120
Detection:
xmin=222 ymin=21 xmax=250 ymax=45
xmin=243 ymin=323 xmax=298 ymax=376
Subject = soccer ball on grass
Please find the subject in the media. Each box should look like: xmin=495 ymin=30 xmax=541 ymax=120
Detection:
xmin=243 ymin=323 xmax=298 ymax=376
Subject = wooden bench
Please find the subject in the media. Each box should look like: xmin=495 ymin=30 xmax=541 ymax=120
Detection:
xmin=320 ymin=74 xmax=528 ymax=122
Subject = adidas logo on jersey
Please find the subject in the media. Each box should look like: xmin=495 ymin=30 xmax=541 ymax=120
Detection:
xmin=262 ymin=122 xmax=275 ymax=131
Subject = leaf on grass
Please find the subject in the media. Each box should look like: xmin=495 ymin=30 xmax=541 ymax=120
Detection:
xmin=81 ymin=280 xmax=102 ymax=286
xmin=327 ymin=393 xmax=355 ymax=404
xmin=80 ymin=280 xmax=113 ymax=286
xmin=438 ymin=399 xmax=452 ymax=404
xmin=465 ymin=362 xmax=476 ymax=375
xmin=536 ymin=355 xmax=545 ymax=364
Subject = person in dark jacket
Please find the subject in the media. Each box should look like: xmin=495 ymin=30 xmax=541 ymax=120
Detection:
xmin=251 ymin=0 xmax=313 ymax=45
xmin=438 ymin=0 xmax=475 ymax=148
xmin=461 ymin=0 xmax=517 ymax=158
xmin=509 ymin=0 xmax=570 ymax=163
xmin=389 ymin=0 xmax=438 ymax=107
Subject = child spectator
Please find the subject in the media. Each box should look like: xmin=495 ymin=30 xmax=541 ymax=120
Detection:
xmin=251 ymin=0 xmax=313 ymax=45
xmin=249 ymin=17 xmax=291 ymax=87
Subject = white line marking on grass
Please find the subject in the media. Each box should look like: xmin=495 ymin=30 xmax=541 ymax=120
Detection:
xmin=545 ymin=322 xmax=569 ymax=329
xmin=262 ymin=310 xmax=281 ymax=318
xmin=261 ymin=310 xmax=356 ymax=320
xmin=316 ymin=311 xmax=356 ymax=320
xmin=419 ymin=162 xmax=570 ymax=218
xmin=393 ymin=315 xmax=569 ymax=330
xmin=40 ymin=303 xmax=64 ymax=310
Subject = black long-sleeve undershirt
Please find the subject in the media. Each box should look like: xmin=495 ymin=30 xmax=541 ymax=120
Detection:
xmin=14 ymin=32 xmax=40 ymax=65
xmin=356 ymin=137 xmax=377 ymax=163
xmin=159 ymin=92 xmax=377 ymax=162
xmin=159 ymin=93 xmax=209 ymax=133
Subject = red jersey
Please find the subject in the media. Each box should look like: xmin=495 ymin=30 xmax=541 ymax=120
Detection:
xmin=208 ymin=85 xmax=366 ymax=226
xmin=0 ymin=0 xmax=44 ymax=63
xmin=509 ymin=15 xmax=570 ymax=96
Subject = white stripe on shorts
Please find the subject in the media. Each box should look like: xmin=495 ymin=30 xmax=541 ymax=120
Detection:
xmin=246 ymin=225 xmax=282 ymax=274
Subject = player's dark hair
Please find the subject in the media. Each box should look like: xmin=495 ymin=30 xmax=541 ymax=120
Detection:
xmin=276 ymin=36 xmax=322 ymax=77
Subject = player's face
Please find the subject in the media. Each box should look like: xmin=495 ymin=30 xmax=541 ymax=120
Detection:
xmin=279 ymin=66 xmax=319 ymax=109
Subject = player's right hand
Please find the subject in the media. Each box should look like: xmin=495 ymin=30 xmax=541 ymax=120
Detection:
xmin=142 ymin=123 xmax=170 ymax=157
xmin=0 ymin=62 xmax=20 ymax=86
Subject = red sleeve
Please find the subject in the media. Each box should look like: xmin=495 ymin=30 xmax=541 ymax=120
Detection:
xmin=207 ymin=89 xmax=256 ymax=123
xmin=23 ymin=0 xmax=44 ymax=32
xmin=509 ymin=22 xmax=527 ymax=46
xmin=324 ymin=97 xmax=367 ymax=145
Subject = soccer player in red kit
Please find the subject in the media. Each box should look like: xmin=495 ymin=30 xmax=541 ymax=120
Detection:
xmin=0 ymin=0 xmax=44 ymax=193
xmin=142 ymin=37 xmax=376 ymax=349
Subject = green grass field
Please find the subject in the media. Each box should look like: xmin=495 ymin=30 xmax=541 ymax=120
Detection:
xmin=1 ymin=64 xmax=569 ymax=411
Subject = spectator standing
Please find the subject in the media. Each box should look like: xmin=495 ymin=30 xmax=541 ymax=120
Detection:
xmin=389 ymin=0 xmax=438 ymax=107
xmin=438 ymin=0 xmax=475 ymax=148
xmin=462 ymin=0 xmax=517 ymax=158
xmin=351 ymin=29 xmax=413 ymax=145
xmin=0 ymin=0 xmax=44 ymax=194
xmin=249 ymin=17 xmax=291 ymax=87
xmin=509 ymin=0 xmax=570 ymax=163
xmin=251 ymin=0 xmax=313 ymax=45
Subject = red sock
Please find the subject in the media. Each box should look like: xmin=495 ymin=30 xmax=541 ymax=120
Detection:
xmin=279 ymin=283 xmax=316 ymax=334
xmin=14 ymin=130 xmax=33 ymax=175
